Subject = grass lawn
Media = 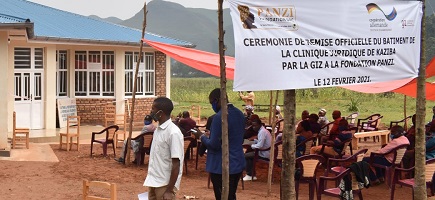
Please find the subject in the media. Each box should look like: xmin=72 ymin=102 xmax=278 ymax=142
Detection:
xmin=170 ymin=77 xmax=435 ymax=125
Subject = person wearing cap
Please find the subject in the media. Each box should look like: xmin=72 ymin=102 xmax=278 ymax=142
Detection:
xmin=115 ymin=115 xmax=156 ymax=164
xmin=243 ymin=114 xmax=272 ymax=181
xmin=244 ymin=105 xmax=255 ymax=127
xmin=318 ymin=108 xmax=329 ymax=130
xmin=362 ymin=125 xmax=409 ymax=184
xmin=275 ymin=106 xmax=283 ymax=120
xmin=239 ymin=91 xmax=255 ymax=106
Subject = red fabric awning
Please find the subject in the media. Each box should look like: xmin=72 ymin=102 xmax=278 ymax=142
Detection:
xmin=145 ymin=38 xmax=435 ymax=99
xmin=144 ymin=39 xmax=235 ymax=80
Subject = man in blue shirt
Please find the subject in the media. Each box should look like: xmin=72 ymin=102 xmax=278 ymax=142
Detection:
xmin=201 ymin=88 xmax=245 ymax=200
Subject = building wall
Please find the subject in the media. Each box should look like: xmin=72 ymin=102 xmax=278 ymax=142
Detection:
xmin=74 ymin=51 xmax=167 ymax=125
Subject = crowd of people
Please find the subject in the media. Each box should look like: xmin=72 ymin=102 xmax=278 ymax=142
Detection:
xmin=120 ymin=90 xmax=435 ymax=199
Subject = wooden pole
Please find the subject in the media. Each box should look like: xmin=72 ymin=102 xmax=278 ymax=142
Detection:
xmin=281 ymin=90 xmax=296 ymax=199
xmin=217 ymin=0 xmax=229 ymax=199
xmin=125 ymin=2 xmax=147 ymax=165
xmin=414 ymin=0 xmax=427 ymax=199
xmin=404 ymin=95 xmax=408 ymax=130
xmin=268 ymin=91 xmax=273 ymax=125
xmin=267 ymin=90 xmax=279 ymax=195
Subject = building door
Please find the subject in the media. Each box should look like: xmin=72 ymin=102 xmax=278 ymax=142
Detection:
xmin=13 ymin=47 xmax=44 ymax=129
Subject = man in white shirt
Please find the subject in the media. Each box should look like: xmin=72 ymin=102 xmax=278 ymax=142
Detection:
xmin=144 ymin=97 xmax=184 ymax=200
xmin=243 ymin=114 xmax=272 ymax=181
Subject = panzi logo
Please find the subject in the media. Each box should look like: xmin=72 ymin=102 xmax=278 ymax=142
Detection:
xmin=257 ymin=7 xmax=295 ymax=18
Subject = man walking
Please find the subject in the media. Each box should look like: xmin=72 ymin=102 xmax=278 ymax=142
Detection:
xmin=144 ymin=97 xmax=184 ymax=200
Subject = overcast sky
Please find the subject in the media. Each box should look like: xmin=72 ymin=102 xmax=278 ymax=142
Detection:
xmin=27 ymin=0 xmax=222 ymax=20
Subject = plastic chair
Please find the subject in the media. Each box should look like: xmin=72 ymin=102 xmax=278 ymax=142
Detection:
xmin=318 ymin=168 xmax=364 ymax=200
xmin=325 ymin=148 xmax=368 ymax=176
xmin=346 ymin=112 xmax=359 ymax=127
xmin=389 ymin=115 xmax=412 ymax=131
xmin=390 ymin=158 xmax=435 ymax=200
xmin=83 ymin=179 xmax=117 ymax=200
xmin=296 ymin=136 xmax=316 ymax=157
xmin=319 ymin=138 xmax=353 ymax=159
xmin=357 ymin=113 xmax=383 ymax=142
xmin=369 ymin=143 xmax=409 ymax=188
xmin=12 ymin=111 xmax=30 ymax=149
xmin=135 ymin=132 xmax=154 ymax=165
xmin=59 ymin=116 xmax=81 ymax=151
xmin=295 ymin=154 xmax=325 ymax=200
xmin=90 ymin=125 xmax=118 ymax=157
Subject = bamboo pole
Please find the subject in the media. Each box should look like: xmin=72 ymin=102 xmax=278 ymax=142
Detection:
xmin=125 ymin=2 xmax=147 ymax=165
xmin=281 ymin=90 xmax=296 ymax=199
xmin=414 ymin=0 xmax=427 ymax=198
xmin=267 ymin=90 xmax=279 ymax=195
xmin=404 ymin=95 xmax=408 ymax=130
xmin=217 ymin=0 xmax=229 ymax=199
xmin=268 ymin=91 xmax=273 ymax=125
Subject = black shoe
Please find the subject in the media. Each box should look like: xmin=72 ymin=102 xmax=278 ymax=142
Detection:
xmin=115 ymin=157 xmax=124 ymax=163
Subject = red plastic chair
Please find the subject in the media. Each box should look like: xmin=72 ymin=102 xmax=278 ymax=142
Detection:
xmin=369 ymin=143 xmax=409 ymax=188
xmin=90 ymin=125 xmax=119 ymax=157
xmin=390 ymin=158 xmax=435 ymax=200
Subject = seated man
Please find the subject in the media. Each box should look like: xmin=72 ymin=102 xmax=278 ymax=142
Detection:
xmin=362 ymin=125 xmax=409 ymax=184
xmin=244 ymin=105 xmax=255 ymax=127
xmin=243 ymin=114 xmax=272 ymax=181
xmin=402 ymin=114 xmax=416 ymax=169
xmin=178 ymin=111 xmax=197 ymax=137
xmin=115 ymin=115 xmax=156 ymax=163
xmin=296 ymin=120 xmax=312 ymax=157
xmin=426 ymin=120 xmax=435 ymax=159
xmin=310 ymin=118 xmax=352 ymax=157
xmin=308 ymin=113 xmax=321 ymax=135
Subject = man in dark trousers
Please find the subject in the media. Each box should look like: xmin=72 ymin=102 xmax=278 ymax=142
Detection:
xmin=201 ymin=88 xmax=245 ymax=200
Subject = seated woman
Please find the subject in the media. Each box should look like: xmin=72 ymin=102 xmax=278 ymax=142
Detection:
xmin=296 ymin=120 xmax=312 ymax=157
xmin=362 ymin=125 xmax=409 ymax=184
xmin=310 ymin=118 xmax=352 ymax=157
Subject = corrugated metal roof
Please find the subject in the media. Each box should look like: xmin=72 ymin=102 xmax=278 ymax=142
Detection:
xmin=0 ymin=0 xmax=194 ymax=47
xmin=0 ymin=13 xmax=28 ymax=23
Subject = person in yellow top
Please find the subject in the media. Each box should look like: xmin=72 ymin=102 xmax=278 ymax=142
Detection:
xmin=239 ymin=91 xmax=255 ymax=106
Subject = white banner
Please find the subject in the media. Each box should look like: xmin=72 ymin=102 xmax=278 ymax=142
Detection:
xmin=57 ymin=98 xmax=78 ymax=128
xmin=227 ymin=0 xmax=423 ymax=91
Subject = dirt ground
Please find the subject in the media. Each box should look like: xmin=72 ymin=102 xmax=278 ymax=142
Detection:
xmin=0 ymin=141 xmax=422 ymax=200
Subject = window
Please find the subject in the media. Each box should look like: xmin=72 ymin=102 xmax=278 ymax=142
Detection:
xmin=125 ymin=52 xmax=155 ymax=96
xmin=75 ymin=51 xmax=115 ymax=97
xmin=56 ymin=50 xmax=68 ymax=97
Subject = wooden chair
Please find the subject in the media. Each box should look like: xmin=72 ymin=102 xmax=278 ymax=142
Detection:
xmin=113 ymin=113 xmax=127 ymax=148
xmin=295 ymin=154 xmax=325 ymax=200
xmin=317 ymin=168 xmax=364 ymax=200
xmin=183 ymin=136 xmax=195 ymax=175
xmin=357 ymin=113 xmax=383 ymax=142
xmin=135 ymin=132 xmax=154 ymax=165
xmin=369 ymin=143 xmax=409 ymax=188
xmin=59 ymin=116 xmax=80 ymax=151
xmin=104 ymin=104 xmax=115 ymax=127
xmin=12 ymin=111 xmax=30 ymax=149
xmin=90 ymin=125 xmax=118 ymax=157
xmin=296 ymin=136 xmax=316 ymax=157
xmin=390 ymin=158 xmax=435 ymax=200
xmin=389 ymin=115 xmax=412 ymax=131
xmin=346 ymin=112 xmax=359 ymax=127
xmin=189 ymin=105 xmax=203 ymax=126
xmin=83 ymin=179 xmax=117 ymax=200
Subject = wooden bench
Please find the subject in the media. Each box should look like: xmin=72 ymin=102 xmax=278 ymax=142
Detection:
xmin=352 ymin=130 xmax=390 ymax=150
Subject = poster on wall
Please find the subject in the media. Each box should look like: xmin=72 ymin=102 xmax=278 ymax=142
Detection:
xmin=227 ymin=0 xmax=423 ymax=91
xmin=57 ymin=98 xmax=78 ymax=128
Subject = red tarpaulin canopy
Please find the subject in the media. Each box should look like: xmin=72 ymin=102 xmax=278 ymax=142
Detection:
xmin=145 ymin=39 xmax=435 ymax=99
